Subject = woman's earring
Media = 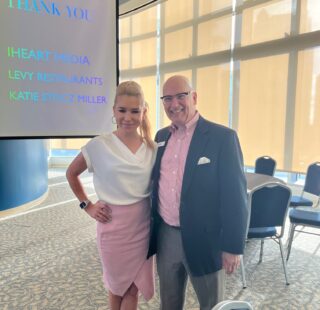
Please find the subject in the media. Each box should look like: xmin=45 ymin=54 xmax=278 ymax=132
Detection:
xmin=112 ymin=116 xmax=117 ymax=124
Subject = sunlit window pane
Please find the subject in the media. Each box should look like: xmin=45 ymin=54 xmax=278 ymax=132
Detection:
xmin=197 ymin=65 xmax=230 ymax=126
xmin=165 ymin=0 xmax=193 ymax=28
xmin=119 ymin=16 xmax=130 ymax=39
xmin=50 ymin=139 xmax=89 ymax=150
xmin=241 ymin=0 xmax=291 ymax=46
xmin=238 ymin=54 xmax=289 ymax=169
xmin=132 ymin=38 xmax=157 ymax=68
xmin=132 ymin=76 xmax=157 ymax=138
xmin=120 ymin=43 xmax=130 ymax=70
xmin=292 ymin=48 xmax=320 ymax=172
xmin=300 ymin=0 xmax=320 ymax=34
xmin=199 ymin=0 xmax=232 ymax=16
xmin=164 ymin=28 xmax=193 ymax=62
xmin=132 ymin=6 xmax=157 ymax=36
xmin=198 ymin=15 xmax=232 ymax=55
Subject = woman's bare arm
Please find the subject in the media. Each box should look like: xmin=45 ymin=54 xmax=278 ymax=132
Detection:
xmin=66 ymin=153 xmax=112 ymax=223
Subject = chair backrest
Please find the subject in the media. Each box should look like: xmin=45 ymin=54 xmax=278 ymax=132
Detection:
xmin=254 ymin=156 xmax=276 ymax=176
xmin=304 ymin=162 xmax=320 ymax=196
xmin=248 ymin=183 xmax=291 ymax=237
xmin=212 ymin=300 xmax=253 ymax=310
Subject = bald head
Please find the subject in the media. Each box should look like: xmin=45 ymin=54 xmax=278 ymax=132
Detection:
xmin=163 ymin=75 xmax=193 ymax=94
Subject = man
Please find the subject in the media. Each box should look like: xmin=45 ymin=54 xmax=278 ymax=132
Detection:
xmin=147 ymin=75 xmax=248 ymax=310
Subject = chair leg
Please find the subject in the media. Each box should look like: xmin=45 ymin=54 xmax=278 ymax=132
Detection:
xmin=286 ymin=221 xmax=293 ymax=247
xmin=258 ymin=240 xmax=264 ymax=263
xmin=279 ymin=239 xmax=290 ymax=285
xmin=240 ymin=255 xmax=247 ymax=289
xmin=286 ymin=223 xmax=296 ymax=261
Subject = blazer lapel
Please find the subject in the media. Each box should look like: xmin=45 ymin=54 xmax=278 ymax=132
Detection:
xmin=181 ymin=117 xmax=210 ymax=197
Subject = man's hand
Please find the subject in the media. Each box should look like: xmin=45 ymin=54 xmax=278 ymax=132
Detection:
xmin=222 ymin=252 xmax=241 ymax=274
xmin=85 ymin=200 xmax=112 ymax=223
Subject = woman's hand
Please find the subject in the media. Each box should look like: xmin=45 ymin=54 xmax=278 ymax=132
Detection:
xmin=85 ymin=200 xmax=112 ymax=223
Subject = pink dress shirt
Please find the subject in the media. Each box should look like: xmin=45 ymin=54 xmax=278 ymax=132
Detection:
xmin=158 ymin=112 xmax=200 ymax=227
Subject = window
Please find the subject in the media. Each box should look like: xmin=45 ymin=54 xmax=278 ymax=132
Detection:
xmin=115 ymin=0 xmax=320 ymax=173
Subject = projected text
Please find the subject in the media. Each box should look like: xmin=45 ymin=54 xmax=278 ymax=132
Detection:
xmin=7 ymin=46 xmax=106 ymax=104
xmin=8 ymin=0 xmax=92 ymax=21
xmin=8 ymin=47 xmax=90 ymax=65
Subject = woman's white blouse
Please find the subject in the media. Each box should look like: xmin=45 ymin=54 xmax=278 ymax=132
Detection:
xmin=81 ymin=133 xmax=157 ymax=205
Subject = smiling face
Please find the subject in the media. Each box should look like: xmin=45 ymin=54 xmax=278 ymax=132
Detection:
xmin=162 ymin=75 xmax=197 ymax=127
xmin=113 ymin=95 xmax=145 ymax=134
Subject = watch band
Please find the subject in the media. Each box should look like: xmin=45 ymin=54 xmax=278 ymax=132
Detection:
xmin=79 ymin=200 xmax=91 ymax=209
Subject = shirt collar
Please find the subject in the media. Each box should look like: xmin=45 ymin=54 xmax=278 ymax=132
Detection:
xmin=169 ymin=112 xmax=199 ymax=134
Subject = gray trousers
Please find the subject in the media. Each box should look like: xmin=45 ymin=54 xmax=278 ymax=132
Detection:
xmin=157 ymin=221 xmax=225 ymax=310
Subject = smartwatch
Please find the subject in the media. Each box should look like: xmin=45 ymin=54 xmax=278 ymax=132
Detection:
xmin=79 ymin=200 xmax=91 ymax=209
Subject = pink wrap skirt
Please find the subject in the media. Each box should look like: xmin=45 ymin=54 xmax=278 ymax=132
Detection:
xmin=96 ymin=198 xmax=154 ymax=300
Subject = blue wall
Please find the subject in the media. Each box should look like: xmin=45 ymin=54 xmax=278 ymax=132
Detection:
xmin=0 ymin=140 xmax=48 ymax=211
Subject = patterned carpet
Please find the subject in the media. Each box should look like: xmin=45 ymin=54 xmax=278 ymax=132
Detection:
xmin=1 ymin=169 xmax=320 ymax=309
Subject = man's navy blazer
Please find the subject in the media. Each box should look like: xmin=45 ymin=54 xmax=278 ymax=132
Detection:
xmin=147 ymin=116 xmax=249 ymax=277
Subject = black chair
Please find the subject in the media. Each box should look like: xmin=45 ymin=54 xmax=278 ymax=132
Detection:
xmin=254 ymin=156 xmax=276 ymax=176
xmin=286 ymin=208 xmax=320 ymax=261
xmin=241 ymin=182 xmax=291 ymax=286
xmin=290 ymin=162 xmax=320 ymax=208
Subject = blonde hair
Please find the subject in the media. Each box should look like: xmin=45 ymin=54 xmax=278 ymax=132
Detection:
xmin=114 ymin=81 xmax=154 ymax=149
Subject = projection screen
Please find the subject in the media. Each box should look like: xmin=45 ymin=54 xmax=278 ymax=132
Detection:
xmin=0 ymin=0 xmax=118 ymax=138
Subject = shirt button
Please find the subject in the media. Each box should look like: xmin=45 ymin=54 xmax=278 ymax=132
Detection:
xmin=173 ymin=171 xmax=176 ymax=174
xmin=174 ymin=154 xmax=178 ymax=158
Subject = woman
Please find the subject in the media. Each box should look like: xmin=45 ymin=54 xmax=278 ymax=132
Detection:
xmin=66 ymin=81 xmax=156 ymax=310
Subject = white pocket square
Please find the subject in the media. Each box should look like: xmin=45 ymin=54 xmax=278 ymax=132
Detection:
xmin=157 ymin=141 xmax=165 ymax=147
xmin=197 ymin=157 xmax=211 ymax=165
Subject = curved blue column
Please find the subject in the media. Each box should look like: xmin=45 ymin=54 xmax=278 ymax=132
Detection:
xmin=0 ymin=140 xmax=48 ymax=211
